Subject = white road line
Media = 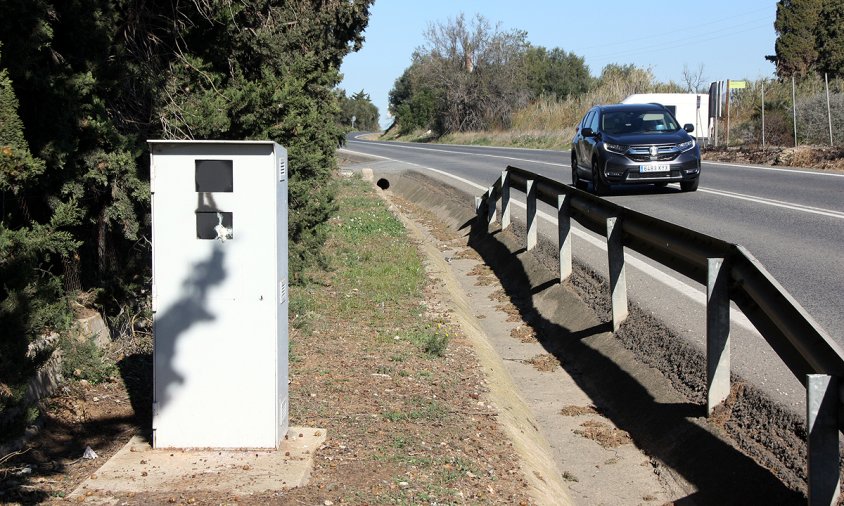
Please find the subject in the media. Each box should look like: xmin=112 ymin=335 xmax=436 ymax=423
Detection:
xmin=703 ymin=160 xmax=844 ymax=178
xmin=347 ymin=140 xmax=569 ymax=168
xmin=699 ymin=188 xmax=844 ymax=220
xmin=351 ymin=134 xmax=561 ymax=154
xmin=340 ymin=147 xmax=762 ymax=335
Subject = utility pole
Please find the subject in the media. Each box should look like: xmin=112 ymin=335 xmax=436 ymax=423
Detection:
xmin=825 ymin=73 xmax=833 ymax=146
xmin=761 ymin=80 xmax=766 ymax=151
xmin=725 ymin=80 xmax=731 ymax=147
xmin=792 ymin=76 xmax=798 ymax=147
xmin=714 ymin=81 xmax=720 ymax=147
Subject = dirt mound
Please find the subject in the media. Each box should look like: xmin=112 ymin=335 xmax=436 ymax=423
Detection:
xmin=703 ymin=145 xmax=844 ymax=172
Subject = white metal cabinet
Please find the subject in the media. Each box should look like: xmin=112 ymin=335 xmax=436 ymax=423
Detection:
xmin=149 ymin=140 xmax=288 ymax=448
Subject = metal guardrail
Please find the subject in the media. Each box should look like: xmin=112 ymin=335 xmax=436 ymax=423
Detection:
xmin=477 ymin=165 xmax=844 ymax=505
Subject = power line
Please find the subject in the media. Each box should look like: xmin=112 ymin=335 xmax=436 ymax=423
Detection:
xmin=577 ymin=5 xmax=773 ymax=52
xmin=587 ymin=19 xmax=773 ymax=62
xmin=586 ymin=22 xmax=773 ymax=67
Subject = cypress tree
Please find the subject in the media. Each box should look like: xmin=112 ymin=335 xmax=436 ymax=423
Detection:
xmin=769 ymin=0 xmax=823 ymax=77
xmin=0 ymin=60 xmax=45 ymax=193
xmin=1 ymin=48 xmax=79 ymax=434
xmin=767 ymin=0 xmax=844 ymax=79
xmin=816 ymin=0 xmax=844 ymax=78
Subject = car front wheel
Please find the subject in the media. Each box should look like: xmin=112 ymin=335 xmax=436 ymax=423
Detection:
xmin=680 ymin=178 xmax=699 ymax=192
xmin=592 ymin=159 xmax=610 ymax=195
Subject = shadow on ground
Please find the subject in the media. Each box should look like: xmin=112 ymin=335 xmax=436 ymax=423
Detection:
xmin=462 ymin=214 xmax=806 ymax=504
xmin=0 ymin=332 xmax=152 ymax=504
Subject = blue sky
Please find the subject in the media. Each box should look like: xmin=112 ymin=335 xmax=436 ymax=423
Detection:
xmin=339 ymin=0 xmax=778 ymax=129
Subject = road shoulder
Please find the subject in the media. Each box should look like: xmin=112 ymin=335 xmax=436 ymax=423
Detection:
xmin=379 ymin=180 xmax=685 ymax=504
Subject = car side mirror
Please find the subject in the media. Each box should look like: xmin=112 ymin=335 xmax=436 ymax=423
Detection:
xmin=581 ymin=127 xmax=596 ymax=137
xmin=683 ymin=123 xmax=694 ymax=133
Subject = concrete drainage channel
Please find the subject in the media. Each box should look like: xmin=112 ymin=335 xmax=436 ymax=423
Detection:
xmin=359 ymin=163 xmax=814 ymax=503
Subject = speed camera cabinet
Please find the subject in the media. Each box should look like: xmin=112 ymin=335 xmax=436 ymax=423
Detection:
xmin=149 ymin=140 xmax=288 ymax=449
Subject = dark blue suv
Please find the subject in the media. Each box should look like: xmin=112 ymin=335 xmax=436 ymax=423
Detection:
xmin=571 ymin=103 xmax=701 ymax=194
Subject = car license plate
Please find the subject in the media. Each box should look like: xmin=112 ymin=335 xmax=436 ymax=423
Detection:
xmin=639 ymin=164 xmax=670 ymax=173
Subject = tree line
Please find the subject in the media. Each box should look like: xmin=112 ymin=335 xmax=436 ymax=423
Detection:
xmin=390 ymin=5 xmax=844 ymax=138
xmin=0 ymin=0 xmax=373 ymax=435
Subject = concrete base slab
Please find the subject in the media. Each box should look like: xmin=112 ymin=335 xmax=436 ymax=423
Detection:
xmin=68 ymin=427 xmax=325 ymax=502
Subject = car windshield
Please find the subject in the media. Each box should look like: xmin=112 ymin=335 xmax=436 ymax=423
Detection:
xmin=601 ymin=110 xmax=680 ymax=135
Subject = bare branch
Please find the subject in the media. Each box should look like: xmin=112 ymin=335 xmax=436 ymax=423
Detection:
xmin=682 ymin=63 xmax=707 ymax=93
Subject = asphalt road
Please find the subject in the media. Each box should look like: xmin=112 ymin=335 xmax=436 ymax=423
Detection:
xmin=344 ymin=135 xmax=844 ymax=351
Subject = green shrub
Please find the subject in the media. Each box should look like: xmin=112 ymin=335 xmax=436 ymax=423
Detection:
xmin=59 ymin=332 xmax=117 ymax=384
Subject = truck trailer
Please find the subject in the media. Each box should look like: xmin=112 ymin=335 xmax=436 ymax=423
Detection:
xmin=621 ymin=93 xmax=710 ymax=140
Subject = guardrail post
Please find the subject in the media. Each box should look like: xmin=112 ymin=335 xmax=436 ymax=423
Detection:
xmin=526 ymin=179 xmax=537 ymax=251
xmin=487 ymin=186 xmax=497 ymax=225
xmin=558 ymin=194 xmax=572 ymax=282
xmin=606 ymin=216 xmax=627 ymax=331
xmin=501 ymin=170 xmax=511 ymax=230
xmin=807 ymin=374 xmax=840 ymax=506
xmin=707 ymin=257 xmax=731 ymax=416
xmin=474 ymin=196 xmax=483 ymax=217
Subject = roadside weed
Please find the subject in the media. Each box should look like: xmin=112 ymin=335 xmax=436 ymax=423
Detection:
xmin=407 ymin=323 xmax=450 ymax=357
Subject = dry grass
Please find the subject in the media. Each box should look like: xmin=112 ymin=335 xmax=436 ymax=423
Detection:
xmin=574 ymin=420 xmax=632 ymax=449
xmin=527 ymin=354 xmax=559 ymax=372
xmin=440 ymin=129 xmax=571 ymax=151
xmin=510 ymin=325 xmax=536 ymax=343
xmin=559 ymin=405 xmax=601 ymax=417
xmin=435 ymin=71 xmax=686 ymax=151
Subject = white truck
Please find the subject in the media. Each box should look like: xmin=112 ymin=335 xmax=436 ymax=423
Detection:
xmin=622 ymin=93 xmax=710 ymax=140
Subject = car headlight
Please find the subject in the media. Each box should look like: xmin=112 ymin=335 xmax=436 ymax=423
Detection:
xmin=604 ymin=143 xmax=628 ymax=154
xmin=677 ymin=139 xmax=696 ymax=152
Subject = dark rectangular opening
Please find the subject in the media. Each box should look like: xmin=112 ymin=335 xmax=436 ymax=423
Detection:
xmin=196 ymin=211 xmax=233 ymax=240
xmin=195 ymin=160 xmax=233 ymax=192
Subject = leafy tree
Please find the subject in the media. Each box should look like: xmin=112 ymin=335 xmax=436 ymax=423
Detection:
xmin=393 ymin=13 xmax=531 ymax=134
xmin=388 ymin=64 xmax=440 ymax=134
xmin=522 ymin=46 xmax=591 ymax=99
xmin=0 ymin=59 xmax=45 ymax=194
xmin=767 ymin=0 xmax=844 ymax=78
xmin=767 ymin=0 xmax=823 ymax=77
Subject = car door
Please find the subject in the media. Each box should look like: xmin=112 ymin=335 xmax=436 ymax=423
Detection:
xmin=576 ymin=110 xmax=595 ymax=169
xmin=582 ymin=109 xmax=601 ymax=166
